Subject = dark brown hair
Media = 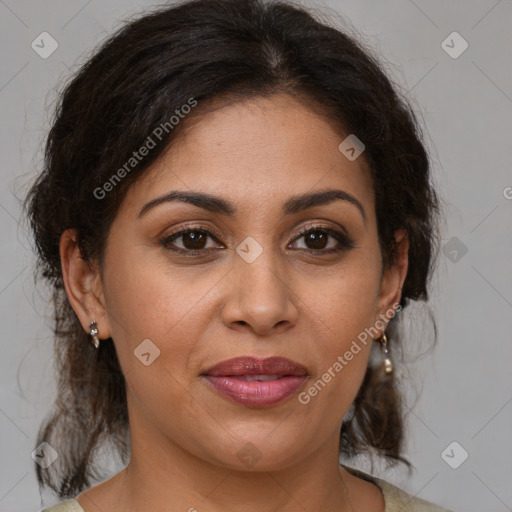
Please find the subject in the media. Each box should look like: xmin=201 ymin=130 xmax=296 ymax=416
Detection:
xmin=24 ymin=0 xmax=440 ymax=499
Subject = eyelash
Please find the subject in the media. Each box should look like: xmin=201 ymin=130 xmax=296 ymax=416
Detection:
xmin=159 ymin=224 xmax=355 ymax=256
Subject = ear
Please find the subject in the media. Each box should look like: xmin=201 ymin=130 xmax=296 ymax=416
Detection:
xmin=59 ymin=228 xmax=111 ymax=340
xmin=374 ymin=229 xmax=409 ymax=332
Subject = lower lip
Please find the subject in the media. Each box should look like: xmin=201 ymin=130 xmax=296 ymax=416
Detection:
xmin=203 ymin=375 xmax=307 ymax=407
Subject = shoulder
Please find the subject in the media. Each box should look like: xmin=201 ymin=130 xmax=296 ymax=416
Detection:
xmin=372 ymin=475 xmax=453 ymax=512
xmin=341 ymin=464 xmax=453 ymax=512
xmin=41 ymin=498 xmax=85 ymax=512
xmin=41 ymin=471 xmax=454 ymax=512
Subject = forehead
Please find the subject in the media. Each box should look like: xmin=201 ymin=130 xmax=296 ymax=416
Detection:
xmin=121 ymin=93 xmax=374 ymax=218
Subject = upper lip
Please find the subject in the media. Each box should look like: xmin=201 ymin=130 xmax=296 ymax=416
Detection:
xmin=202 ymin=356 xmax=308 ymax=377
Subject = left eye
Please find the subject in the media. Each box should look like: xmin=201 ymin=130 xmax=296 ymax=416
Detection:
xmin=159 ymin=226 xmax=354 ymax=255
xmin=289 ymin=227 xmax=355 ymax=254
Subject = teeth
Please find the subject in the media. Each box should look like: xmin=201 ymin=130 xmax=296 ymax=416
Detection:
xmin=237 ymin=374 xmax=281 ymax=381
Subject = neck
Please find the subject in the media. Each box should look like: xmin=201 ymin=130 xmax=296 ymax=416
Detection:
xmin=101 ymin=421 xmax=355 ymax=512
xmin=75 ymin=394 xmax=385 ymax=512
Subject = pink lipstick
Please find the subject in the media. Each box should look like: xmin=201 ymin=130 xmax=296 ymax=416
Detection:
xmin=202 ymin=356 xmax=308 ymax=407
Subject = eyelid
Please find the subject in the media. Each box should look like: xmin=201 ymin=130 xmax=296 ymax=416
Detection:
xmin=293 ymin=221 xmax=349 ymax=238
xmin=162 ymin=222 xmax=225 ymax=243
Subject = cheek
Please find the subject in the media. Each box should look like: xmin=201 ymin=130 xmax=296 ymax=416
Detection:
xmin=102 ymin=242 xmax=218 ymax=377
xmin=307 ymin=249 xmax=382 ymax=343
xmin=102 ymin=249 xmax=214 ymax=430
xmin=295 ymin=252 xmax=381 ymax=410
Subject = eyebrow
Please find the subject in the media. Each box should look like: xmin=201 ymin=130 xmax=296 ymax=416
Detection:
xmin=138 ymin=188 xmax=366 ymax=223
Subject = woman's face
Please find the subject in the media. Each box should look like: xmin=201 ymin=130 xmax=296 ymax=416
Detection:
xmin=79 ymin=93 xmax=407 ymax=470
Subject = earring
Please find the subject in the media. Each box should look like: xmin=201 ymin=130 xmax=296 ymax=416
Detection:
xmin=378 ymin=333 xmax=393 ymax=375
xmin=89 ymin=321 xmax=100 ymax=349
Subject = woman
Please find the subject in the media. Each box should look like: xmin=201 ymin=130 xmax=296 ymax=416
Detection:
xmin=25 ymin=0 xmax=452 ymax=510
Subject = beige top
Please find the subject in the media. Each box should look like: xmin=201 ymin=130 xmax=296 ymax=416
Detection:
xmin=41 ymin=465 xmax=452 ymax=512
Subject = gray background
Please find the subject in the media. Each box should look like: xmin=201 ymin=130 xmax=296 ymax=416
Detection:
xmin=1 ymin=0 xmax=511 ymax=511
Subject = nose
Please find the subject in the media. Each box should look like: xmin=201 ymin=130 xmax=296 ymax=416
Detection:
xmin=221 ymin=249 xmax=299 ymax=336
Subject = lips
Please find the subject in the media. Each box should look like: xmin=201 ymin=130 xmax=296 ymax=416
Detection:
xmin=203 ymin=356 xmax=308 ymax=377
xmin=201 ymin=356 xmax=308 ymax=407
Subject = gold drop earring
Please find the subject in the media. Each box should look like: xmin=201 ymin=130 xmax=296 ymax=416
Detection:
xmin=378 ymin=333 xmax=393 ymax=375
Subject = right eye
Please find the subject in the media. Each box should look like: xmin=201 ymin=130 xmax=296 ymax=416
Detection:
xmin=159 ymin=226 xmax=224 ymax=254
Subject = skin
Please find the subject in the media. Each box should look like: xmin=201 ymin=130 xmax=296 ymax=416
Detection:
xmin=61 ymin=92 xmax=408 ymax=512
